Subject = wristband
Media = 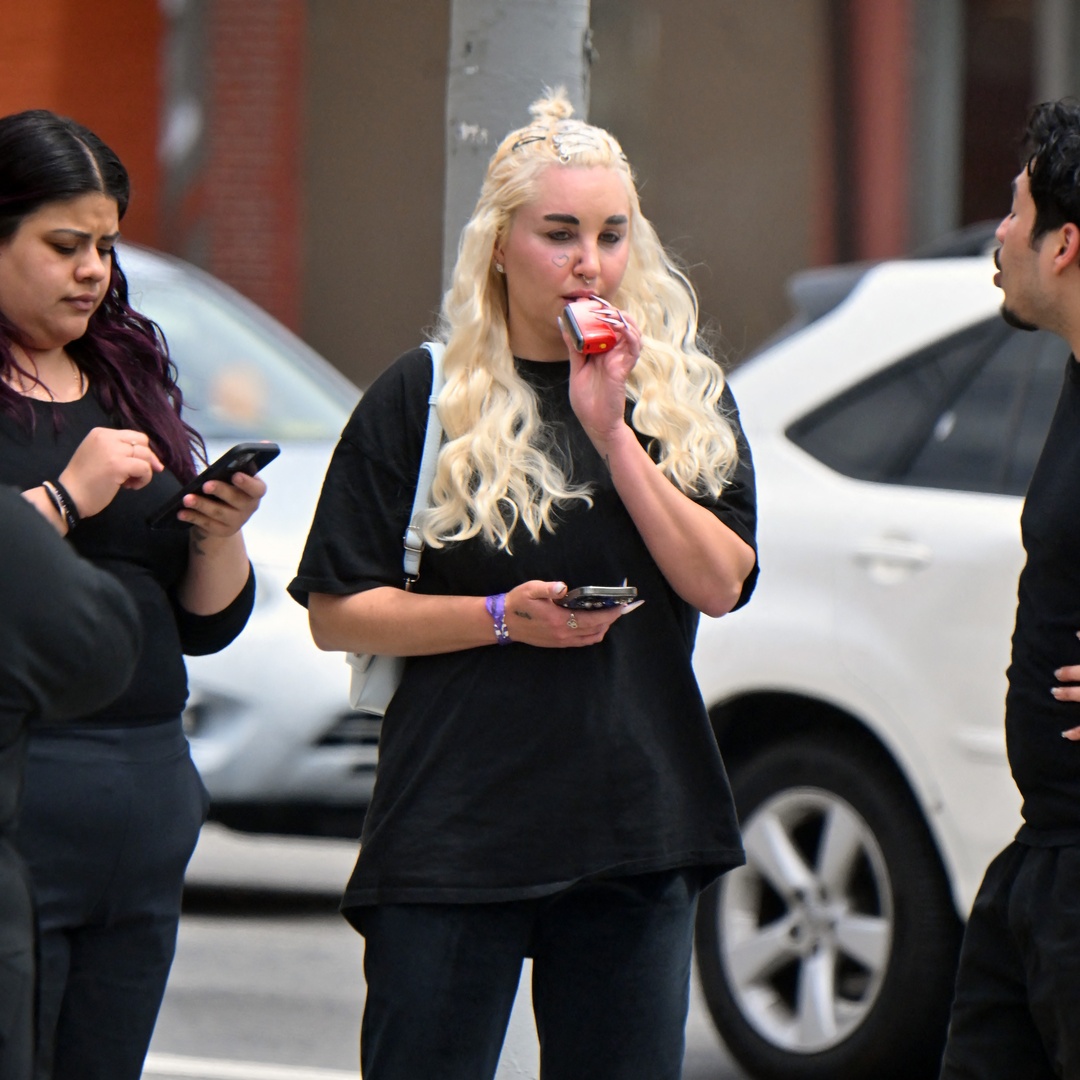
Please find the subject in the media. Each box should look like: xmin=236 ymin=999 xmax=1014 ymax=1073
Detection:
xmin=43 ymin=478 xmax=80 ymax=533
xmin=484 ymin=593 xmax=511 ymax=645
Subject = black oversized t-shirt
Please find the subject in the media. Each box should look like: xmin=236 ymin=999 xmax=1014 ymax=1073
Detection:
xmin=1007 ymin=355 xmax=1080 ymax=843
xmin=290 ymin=347 xmax=758 ymax=910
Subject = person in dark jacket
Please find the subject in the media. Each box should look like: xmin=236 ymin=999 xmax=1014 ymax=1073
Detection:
xmin=0 ymin=486 xmax=140 ymax=1080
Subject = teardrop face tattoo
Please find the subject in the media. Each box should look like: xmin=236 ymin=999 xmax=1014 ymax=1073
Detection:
xmin=552 ymin=254 xmax=570 ymax=267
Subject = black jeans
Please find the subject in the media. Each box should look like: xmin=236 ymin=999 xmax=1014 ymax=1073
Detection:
xmin=17 ymin=721 xmax=209 ymax=1080
xmin=940 ymin=841 xmax=1080 ymax=1079
xmin=0 ymin=838 xmax=34 ymax=1080
xmin=358 ymin=868 xmax=701 ymax=1080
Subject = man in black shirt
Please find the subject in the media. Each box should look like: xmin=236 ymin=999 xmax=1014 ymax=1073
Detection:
xmin=0 ymin=488 xmax=139 ymax=1080
xmin=940 ymin=101 xmax=1080 ymax=1079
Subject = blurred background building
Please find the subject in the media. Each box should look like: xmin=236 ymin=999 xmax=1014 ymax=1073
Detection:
xmin=4 ymin=0 xmax=1079 ymax=386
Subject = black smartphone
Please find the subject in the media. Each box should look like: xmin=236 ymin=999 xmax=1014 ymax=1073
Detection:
xmin=554 ymin=585 xmax=638 ymax=610
xmin=147 ymin=441 xmax=280 ymax=530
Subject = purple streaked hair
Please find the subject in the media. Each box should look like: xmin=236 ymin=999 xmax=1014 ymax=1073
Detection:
xmin=0 ymin=109 xmax=203 ymax=481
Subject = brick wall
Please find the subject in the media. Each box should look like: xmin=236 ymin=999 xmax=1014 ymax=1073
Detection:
xmin=2 ymin=0 xmax=307 ymax=333
xmin=202 ymin=0 xmax=306 ymax=330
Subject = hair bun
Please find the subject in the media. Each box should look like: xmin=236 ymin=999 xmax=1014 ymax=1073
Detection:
xmin=528 ymin=87 xmax=575 ymax=123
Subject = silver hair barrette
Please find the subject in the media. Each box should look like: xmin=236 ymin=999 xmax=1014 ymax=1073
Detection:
xmin=510 ymin=123 xmax=627 ymax=164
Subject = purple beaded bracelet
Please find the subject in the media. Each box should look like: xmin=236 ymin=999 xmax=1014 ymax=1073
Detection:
xmin=484 ymin=593 xmax=511 ymax=645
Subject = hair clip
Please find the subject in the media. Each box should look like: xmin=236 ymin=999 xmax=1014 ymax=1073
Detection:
xmin=509 ymin=125 xmax=627 ymax=164
xmin=551 ymin=130 xmax=587 ymax=163
xmin=510 ymin=133 xmax=546 ymax=153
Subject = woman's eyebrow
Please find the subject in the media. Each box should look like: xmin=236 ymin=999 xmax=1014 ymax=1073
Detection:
xmin=46 ymin=227 xmax=122 ymax=242
xmin=542 ymin=213 xmax=628 ymax=226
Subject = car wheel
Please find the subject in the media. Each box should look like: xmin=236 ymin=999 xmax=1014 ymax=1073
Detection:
xmin=695 ymin=737 xmax=961 ymax=1080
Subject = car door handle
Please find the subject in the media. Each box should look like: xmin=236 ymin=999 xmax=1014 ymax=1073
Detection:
xmin=852 ymin=537 xmax=933 ymax=583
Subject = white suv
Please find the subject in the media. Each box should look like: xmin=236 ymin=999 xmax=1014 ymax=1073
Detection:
xmin=120 ymin=245 xmax=374 ymax=839
xmin=691 ymin=252 xmax=1063 ymax=1079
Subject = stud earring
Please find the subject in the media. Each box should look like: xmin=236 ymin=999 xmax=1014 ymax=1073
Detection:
xmin=494 ymin=262 xmax=505 ymax=274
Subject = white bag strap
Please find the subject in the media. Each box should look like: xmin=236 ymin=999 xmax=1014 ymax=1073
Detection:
xmin=402 ymin=341 xmax=446 ymax=588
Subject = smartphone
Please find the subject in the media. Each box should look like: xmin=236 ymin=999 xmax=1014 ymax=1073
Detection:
xmin=555 ymin=585 xmax=638 ymax=610
xmin=559 ymin=300 xmax=619 ymax=356
xmin=147 ymin=441 xmax=280 ymax=529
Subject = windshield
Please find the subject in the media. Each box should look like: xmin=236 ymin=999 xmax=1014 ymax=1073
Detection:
xmin=128 ymin=273 xmax=354 ymax=441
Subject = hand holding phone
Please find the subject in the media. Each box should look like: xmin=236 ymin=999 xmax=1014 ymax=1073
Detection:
xmin=554 ymin=585 xmax=639 ymax=610
xmin=147 ymin=441 xmax=280 ymax=529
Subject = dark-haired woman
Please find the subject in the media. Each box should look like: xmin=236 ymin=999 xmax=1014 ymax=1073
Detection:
xmin=0 ymin=109 xmax=265 ymax=1080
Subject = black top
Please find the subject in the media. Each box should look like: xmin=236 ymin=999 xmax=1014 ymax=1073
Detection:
xmin=1008 ymin=355 xmax=1080 ymax=844
xmin=290 ymin=347 xmax=758 ymax=912
xmin=0 ymin=391 xmax=255 ymax=727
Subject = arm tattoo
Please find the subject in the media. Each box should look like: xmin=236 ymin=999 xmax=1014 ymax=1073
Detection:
xmin=514 ymin=609 xmax=533 ymax=620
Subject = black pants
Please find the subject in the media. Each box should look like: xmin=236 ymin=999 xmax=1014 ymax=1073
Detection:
xmin=16 ymin=721 xmax=208 ymax=1080
xmin=0 ymin=838 xmax=34 ymax=1080
xmin=940 ymin=841 xmax=1080 ymax=1079
xmin=357 ymin=868 xmax=701 ymax=1080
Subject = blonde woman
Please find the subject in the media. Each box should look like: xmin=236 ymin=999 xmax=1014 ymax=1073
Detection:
xmin=290 ymin=90 xmax=758 ymax=1080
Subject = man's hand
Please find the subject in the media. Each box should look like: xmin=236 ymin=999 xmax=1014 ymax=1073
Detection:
xmin=1052 ymin=655 xmax=1080 ymax=739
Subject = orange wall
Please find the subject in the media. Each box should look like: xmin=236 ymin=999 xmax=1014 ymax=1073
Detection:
xmin=0 ymin=0 xmax=163 ymax=246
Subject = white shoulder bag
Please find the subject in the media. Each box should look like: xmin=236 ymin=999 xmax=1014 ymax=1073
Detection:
xmin=345 ymin=342 xmax=446 ymax=716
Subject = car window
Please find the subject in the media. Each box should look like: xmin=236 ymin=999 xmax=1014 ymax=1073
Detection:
xmin=787 ymin=318 xmax=1066 ymax=497
xmin=904 ymin=329 xmax=1067 ymax=495
xmin=786 ymin=319 xmax=1005 ymax=481
xmin=128 ymin=273 xmax=352 ymax=441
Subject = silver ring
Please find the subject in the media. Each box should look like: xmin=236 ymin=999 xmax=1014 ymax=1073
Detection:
xmin=567 ymin=615 xmax=579 ymax=629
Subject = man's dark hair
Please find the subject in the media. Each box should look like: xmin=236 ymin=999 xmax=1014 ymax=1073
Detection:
xmin=1023 ymin=99 xmax=1080 ymax=243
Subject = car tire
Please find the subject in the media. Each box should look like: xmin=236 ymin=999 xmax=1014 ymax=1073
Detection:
xmin=695 ymin=736 xmax=962 ymax=1080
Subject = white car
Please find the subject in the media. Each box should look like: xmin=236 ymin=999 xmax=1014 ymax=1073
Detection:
xmin=691 ymin=252 xmax=1066 ymax=1078
xmin=121 ymin=244 xmax=377 ymax=838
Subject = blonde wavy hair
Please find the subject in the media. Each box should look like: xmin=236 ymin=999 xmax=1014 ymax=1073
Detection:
xmin=422 ymin=88 xmax=740 ymax=551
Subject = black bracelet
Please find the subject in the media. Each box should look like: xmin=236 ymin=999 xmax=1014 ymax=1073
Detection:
xmin=41 ymin=481 xmax=68 ymax=529
xmin=42 ymin=478 xmax=80 ymax=533
xmin=52 ymin=478 xmax=81 ymax=530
